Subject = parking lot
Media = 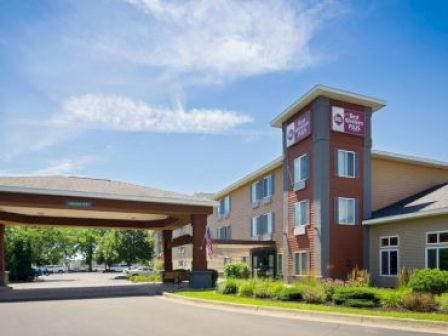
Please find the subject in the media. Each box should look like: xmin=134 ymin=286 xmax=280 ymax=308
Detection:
xmin=11 ymin=272 xmax=134 ymax=290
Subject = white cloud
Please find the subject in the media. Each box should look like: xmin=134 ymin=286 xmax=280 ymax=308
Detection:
xmin=51 ymin=94 xmax=252 ymax=133
xmin=92 ymin=0 xmax=341 ymax=81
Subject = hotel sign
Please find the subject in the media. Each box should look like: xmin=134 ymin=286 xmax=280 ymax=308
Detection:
xmin=331 ymin=106 xmax=365 ymax=137
xmin=286 ymin=110 xmax=311 ymax=147
xmin=65 ymin=201 xmax=92 ymax=208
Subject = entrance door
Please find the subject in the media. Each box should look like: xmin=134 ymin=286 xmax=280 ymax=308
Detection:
xmin=252 ymin=250 xmax=276 ymax=278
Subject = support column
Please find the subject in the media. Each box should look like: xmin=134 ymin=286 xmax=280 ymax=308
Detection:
xmin=0 ymin=224 xmax=5 ymax=287
xmin=191 ymin=214 xmax=207 ymax=271
xmin=162 ymin=230 xmax=173 ymax=272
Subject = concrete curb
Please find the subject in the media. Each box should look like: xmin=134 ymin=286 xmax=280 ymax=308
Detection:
xmin=163 ymin=292 xmax=448 ymax=335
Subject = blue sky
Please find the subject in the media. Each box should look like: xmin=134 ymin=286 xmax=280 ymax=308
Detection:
xmin=0 ymin=0 xmax=447 ymax=194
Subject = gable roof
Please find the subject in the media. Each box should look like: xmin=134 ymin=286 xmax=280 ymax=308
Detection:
xmin=364 ymin=183 xmax=448 ymax=225
xmin=0 ymin=176 xmax=215 ymax=207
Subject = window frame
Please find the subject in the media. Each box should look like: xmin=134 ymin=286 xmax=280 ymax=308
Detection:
xmin=337 ymin=197 xmax=357 ymax=225
xmin=380 ymin=235 xmax=400 ymax=248
xmin=293 ymin=154 xmax=309 ymax=184
xmin=337 ymin=149 xmax=357 ymax=178
xmin=425 ymin=231 xmax=448 ymax=270
xmin=294 ymin=200 xmax=310 ymax=227
xmin=293 ymin=251 xmax=310 ymax=276
xmin=379 ymin=235 xmax=399 ymax=277
xmin=426 ymin=231 xmax=448 ymax=245
xmin=251 ymin=212 xmax=274 ymax=237
xmin=251 ymin=174 xmax=274 ymax=204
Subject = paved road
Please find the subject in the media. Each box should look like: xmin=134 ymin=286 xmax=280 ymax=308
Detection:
xmin=0 ymin=296 xmax=442 ymax=336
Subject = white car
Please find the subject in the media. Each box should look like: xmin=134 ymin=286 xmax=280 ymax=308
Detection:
xmin=109 ymin=264 xmax=129 ymax=272
xmin=46 ymin=265 xmax=66 ymax=273
xmin=125 ymin=266 xmax=154 ymax=277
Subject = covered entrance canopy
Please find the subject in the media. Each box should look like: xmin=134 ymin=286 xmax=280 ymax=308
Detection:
xmin=0 ymin=176 xmax=215 ymax=288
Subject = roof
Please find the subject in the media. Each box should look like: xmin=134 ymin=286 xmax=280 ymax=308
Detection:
xmin=214 ymin=156 xmax=283 ymax=199
xmin=271 ymin=84 xmax=386 ymax=128
xmin=364 ymin=183 xmax=448 ymax=225
xmin=0 ymin=176 xmax=215 ymax=207
xmin=372 ymin=150 xmax=448 ymax=170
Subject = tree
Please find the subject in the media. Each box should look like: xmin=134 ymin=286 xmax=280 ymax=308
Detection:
xmin=74 ymin=229 xmax=103 ymax=271
xmin=7 ymin=238 xmax=34 ymax=281
xmin=95 ymin=230 xmax=154 ymax=268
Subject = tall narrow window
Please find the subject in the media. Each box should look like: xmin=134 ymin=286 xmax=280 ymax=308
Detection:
xmin=380 ymin=236 xmax=399 ymax=276
xmin=251 ymin=213 xmax=274 ymax=237
xmin=337 ymin=150 xmax=357 ymax=178
xmin=218 ymin=195 xmax=231 ymax=217
xmin=294 ymin=200 xmax=309 ymax=227
xmin=337 ymin=197 xmax=356 ymax=225
xmin=277 ymin=254 xmax=283 ymax=276
xmin=294 ymin=252 xmax=309 ymax=275
xmin=426 ymin=231 xmax=448 ymax=270
xmin=293 ymin=154 xmax=309 ymax=184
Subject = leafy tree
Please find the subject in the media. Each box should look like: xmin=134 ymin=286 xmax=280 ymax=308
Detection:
xmin=74 ymin=229 xmax=103 ymax=271
xmin=7 ymin=237 xmax=34 ymax=281
xmin=95 ymin=231 xmax=120 ymax=269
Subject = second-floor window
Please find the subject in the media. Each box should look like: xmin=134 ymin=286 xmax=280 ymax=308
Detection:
xmin=251 ymin=212 xmax=274 ymax=236
xmin=217 ymin=195 xmax=231 ymax=217
xmin=337 ymin=197 xmax=357 ymax=225
xmin=337 ymin=150 xmax=357 ymax=178
xmin=216 ymin=225 xmax=231 ymax=240
xmin=294 ymin=200 xmax=310 ymax=227
xmin=251 ymin=175 xmax=274 ymax=204
xmin=293 ymin=154 xmax=309 ymax=184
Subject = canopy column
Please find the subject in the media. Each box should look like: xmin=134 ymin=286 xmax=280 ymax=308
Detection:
xmin=0 ymin=224 xmax=5 ymax=287
xmin=162 ymin=230 xmax=173 ymax=272
xmin=190 ymin=214 xmax=212 ymax=289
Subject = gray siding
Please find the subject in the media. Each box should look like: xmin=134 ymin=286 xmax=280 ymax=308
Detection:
xmin=369 ymin=215 xmax=448 ymax=287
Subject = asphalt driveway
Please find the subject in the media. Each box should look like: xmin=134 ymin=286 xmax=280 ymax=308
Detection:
xmin=0 ymin=296 xmax=443 ymax=336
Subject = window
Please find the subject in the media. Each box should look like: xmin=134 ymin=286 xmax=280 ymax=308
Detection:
xmin=217 ymin=195 xmax=231 ymax=217
xmin=223 ymin=257 xmax=232 ymax=265
xmin=380 ymin=236 xmax=399 ymax=276
xmin=216 ymin=225 xmax=231 ymax=240
xmin=294 ymin=252 xmax=309 ymax=275
xmin=277 ymin=254 xmax=283 ymax=276
xmin=337 ymin=150 xmax=357 ymax=178
xmin=337 ymin=197 xmax=356 ymax=225
xmin=294 ymin=200 xmax=309 ymax=227
xmin=241 ymin=256 xmax=248 ymax=264
xmin=426 ymin=231 xmax=448 ymax=271
xmin=293 ymin=154 xmax=309 ymax=184
xmin=251 ymin=212 xmax=274 ymax=237
xmin=251 ymin=175 xmax=274 ymax=204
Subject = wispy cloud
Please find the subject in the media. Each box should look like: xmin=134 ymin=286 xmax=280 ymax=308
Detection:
xmin=50 ymin=94 xmax=252 ymax=134
xmin=90 ymin=0 xmax=342 ymax=82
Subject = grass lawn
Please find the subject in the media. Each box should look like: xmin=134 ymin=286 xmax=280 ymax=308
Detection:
xmin=174 ymin=290 xmax=448 ymax=323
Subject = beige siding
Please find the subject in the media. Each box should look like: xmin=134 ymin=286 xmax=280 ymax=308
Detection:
xmin=369 ymin=215 xmax=448 ymax=287
xmin=372 ymin=158 xmax=448 ymax=211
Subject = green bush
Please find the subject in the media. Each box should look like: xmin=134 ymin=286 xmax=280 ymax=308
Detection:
xmin=398 ymin=267 xmax=414 ymax=289
xmin=275 ymin=286 xmax=304 ymax=301
xmin=347 ymin=267 xmax=371 ymax=287
xmin=253 ymin=280 xmax=275 ymax=299
xmin=130 ymin=273 xmax=161 ymax=283
xmin=224 ymin=263 xmax=250 ymax=279
xmin=332 ymin=287 xmax=380 ymax=308
xmin=238 ymin=280 xmax=256 ymax=297
xmin=436 ymin=293 xmax=448 ymax=312
xmin=402 ymin=292 xmax=437 ymax=312
xmin=376 ymin=288 xmax=410 ymax=309
xmin=408 ymin=268 xmax=448 ymax=294
xmin=270 ymin=282 xmax=286 ymax=298
xmin=302 ymin=285 xmax=327 ymax=304
xmin=217 ymin=278 xmax=238 ymax=294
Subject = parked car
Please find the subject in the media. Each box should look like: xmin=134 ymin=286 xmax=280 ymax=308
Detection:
xmin=108 ymin=264 xmax=129 ymax=272
xmin=125 ymin=266 xmax=154 ymax=277
xmin=45 ymin=265 xmax=66 ymax=273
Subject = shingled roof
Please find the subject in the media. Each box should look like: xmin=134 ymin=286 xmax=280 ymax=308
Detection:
xmin=0 ymin=176 xmax=215 ymax=207
xmin=366 ymin=183 xmax=448 ymax=224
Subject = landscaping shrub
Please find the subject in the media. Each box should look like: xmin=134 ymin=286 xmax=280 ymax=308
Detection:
xmin=347 ymin=267 xmax=370 ymax=287
xmin=398 ymin=267 xmax=414 ymax=289
xmin=436 ymin=293 xmax=448 ymax=312
xmin=402 ymin=292 xmax=437 ymax=312
xmin=275 ymin=286 xmax=304 ymax=301
xmin=224 ymin=263 xmax=250 ymax=279
xmin=302 ymin=285 xmax=327 ymax=304
xmin=332 ymin=287 xmax=380 ymax=308
xmin=407 ymin=269 xmax=448 ymax=294
xmin=217 ymin=278 xmax=238 ymax=294
xmin=320 ymin=278 xmax=345 ymax=301
xmin=208 ymin=269 xmax=219 ymax=288
xmin=270 ymin=282 xmax=286 ymax=298
xmin=238 ymin=280 xmax=256 ymax=297
xmin=375 ymin=288 xmax=410 ymax=309
xmin=130 ymin=274 xmax=161 ymax=283
xmin=253 ymin=280 xmax=274 ymax=299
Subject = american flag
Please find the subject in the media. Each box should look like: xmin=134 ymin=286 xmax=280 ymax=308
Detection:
xmin=204 ymin=226 xmax=214 ymax=258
